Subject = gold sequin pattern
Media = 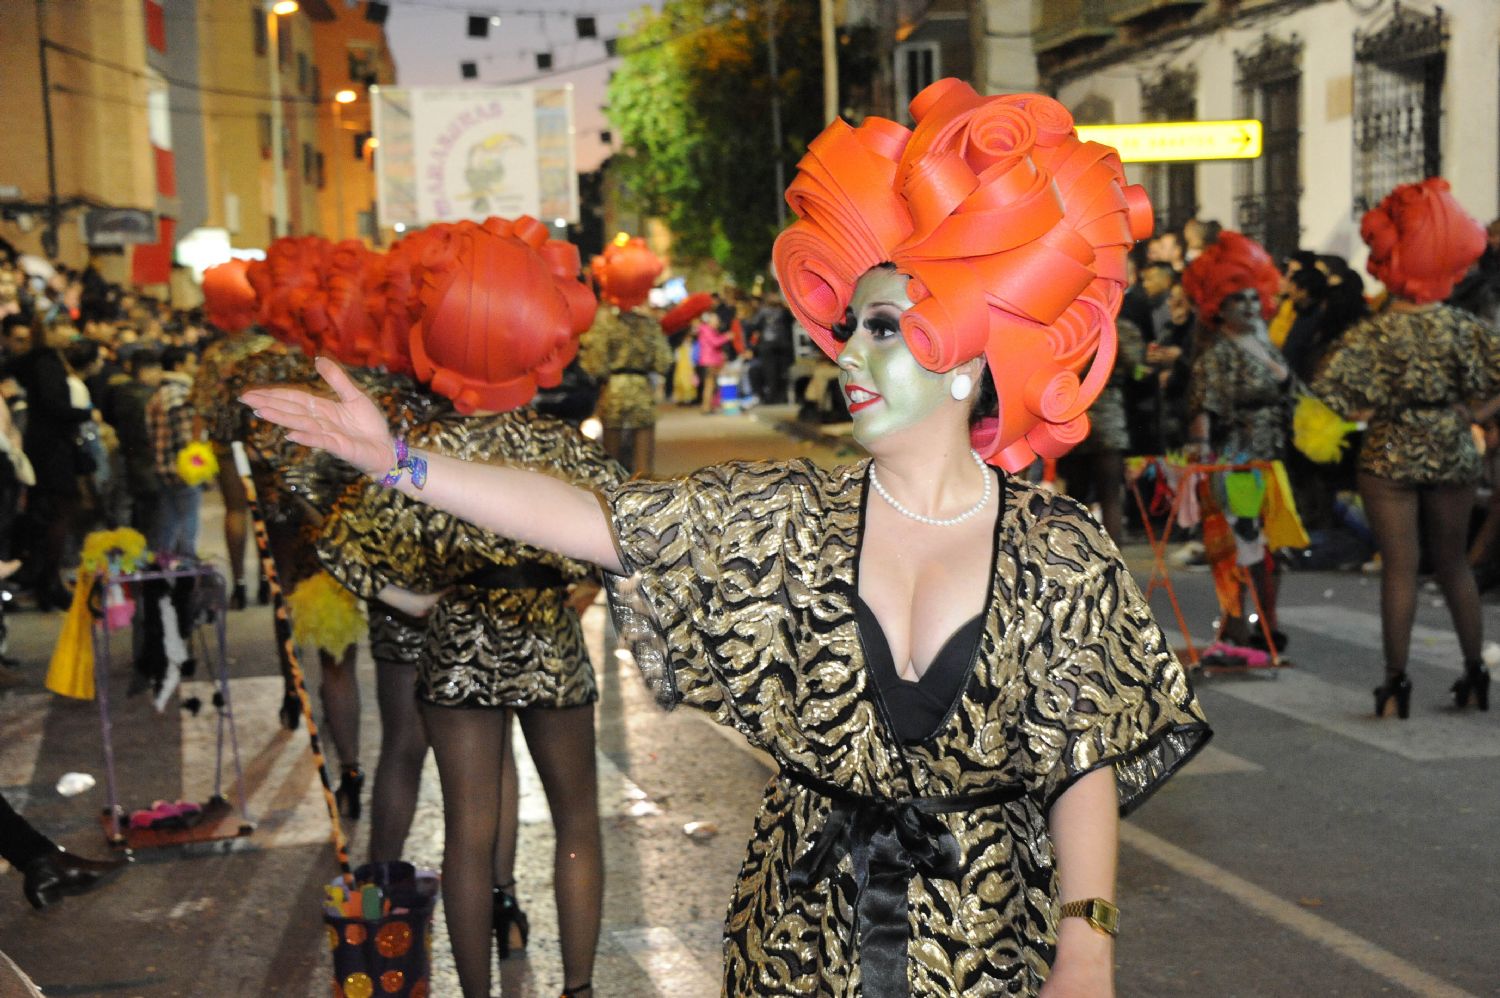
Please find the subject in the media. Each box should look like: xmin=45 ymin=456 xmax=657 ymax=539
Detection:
xmin=603 ymin=459 xmax=1209 ymax=995
xmin=319 ymin=407 xmax=625 ymax=709
xmin=1312 ymin=304 xmax=1500 ymax=485
xmin=578 ymin=308 xmax=673 ymax=429
xmin=1188 ymin=335 xmax=1290 ymax=461
xmin=190 ymin=332 xmax=277 ymax=445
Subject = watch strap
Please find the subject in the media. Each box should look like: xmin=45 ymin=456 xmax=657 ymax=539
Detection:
xmin=1060 ymin=897 xmax=1120 ymax=936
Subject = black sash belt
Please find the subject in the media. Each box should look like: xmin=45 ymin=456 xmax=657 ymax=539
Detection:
xmin=457 ymin=562 xmax=567 ymax=591
xmin=781 ymin=766 xmax=1026 ymax=998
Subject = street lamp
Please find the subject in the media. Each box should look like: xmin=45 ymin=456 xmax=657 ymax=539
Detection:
xmin=331 ymin=90 xmax=359 ymax=239
xmin=266 ymin=1 xmax=299 ymax=239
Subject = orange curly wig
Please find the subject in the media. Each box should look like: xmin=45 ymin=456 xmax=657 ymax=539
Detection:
xmin=409 ymin=216 xmax=597 ymax=413
xmin=591 ymin=237 xmax=663 ymax=310
xmin=771 ymin=79 xmax=1153 ymax=471
xmin=1361 ymin=178 xmax=1485 ymax=304
xmin=1180 ymin=231 xmax=1281 ymax=327
xmin=201 ymin=259 xmax=258 ymax=333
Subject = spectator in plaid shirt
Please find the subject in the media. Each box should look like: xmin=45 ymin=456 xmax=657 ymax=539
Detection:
xmin=146 ymin=346 xmax=201 ymax=556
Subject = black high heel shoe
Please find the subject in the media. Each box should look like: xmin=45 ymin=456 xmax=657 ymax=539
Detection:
xmin=334 ymin=766 xmax=364 ymax=820
xmin=1452 ymin=663 xmax=1491 ymax=711
xmin=560 ymin=984 xmax=592 ymax=998
xmin=1374 ymin=674 xmax=1412 ymax=719
xmin=493 ymin=881 xmax=530 ymax=959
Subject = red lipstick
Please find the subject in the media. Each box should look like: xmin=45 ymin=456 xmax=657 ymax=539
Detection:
xmin=844 ymin=383 xmax=882 ymax=414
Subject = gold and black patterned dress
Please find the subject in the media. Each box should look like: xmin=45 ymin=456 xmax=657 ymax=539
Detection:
xmin=319 ymin=408 xmax=625 ymax=708
xmin=602 ymin=459 xmax=1210 ymax=996
xmin=1311 ymin=305 xmax=1500 ymax=486
xmin=1187 ymin=334 xmax=1290 ymax=461
xmin=579 ymin=308 xmax=674 ymax=429
xmin=191 ymin=332 xmax=279 ymax=446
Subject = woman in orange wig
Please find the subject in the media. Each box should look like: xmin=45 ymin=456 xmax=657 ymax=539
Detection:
xmin=1313 ymin=178 xmax=1496 ymax=717
xmin=311 ymin=217 xmax=623 ymax=998
xmin=579 ymin=237 xmax=671 ymax=473
xmin=1181 ymin=231 xmax=1292 ymax=657
xmin=246 ymin=81 xmax=1210 ymax=996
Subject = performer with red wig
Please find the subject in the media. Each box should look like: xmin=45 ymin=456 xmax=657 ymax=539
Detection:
xmin=1182 ymin=231 xmax=1294 ymax=658
xmin=245 ymin=81 xmax=1210 ymax=996
xmin=311 ymin=216 xmax=624 ymax=998
xmin=579 ymin=236 xmax=672 ymax=474
xmin=1312 ymin=178 xmax=1497 ymax=717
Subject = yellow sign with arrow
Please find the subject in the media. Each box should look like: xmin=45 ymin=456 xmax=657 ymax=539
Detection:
xmin=1074 ymin=120 xmax=1263 ymax=163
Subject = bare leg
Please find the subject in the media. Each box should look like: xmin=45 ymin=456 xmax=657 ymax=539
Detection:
xmin=1359 ymin=472 xmax=1422 ymax=680
xmin=1421 ymin=483 xmax=1484 ymax=663
xmin=421 ymin=704 xmax=507 ymax=998
xmin=368 ymin=659 xmax=427 ymax=862
xmin=517 ymin=705 xmax=602 ymax=992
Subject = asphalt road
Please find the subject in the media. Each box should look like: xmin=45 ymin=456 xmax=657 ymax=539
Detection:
xmin=1 ymin=404 xmax=1497 ymax=997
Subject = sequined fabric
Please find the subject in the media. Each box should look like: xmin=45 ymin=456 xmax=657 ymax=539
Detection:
xmin=319 ymin=408 xmax=625 ymax=709
xmin=1311 ymin=305 xmax=1500 ymax=485
xmin=1188 ymin=335 xmax=1290 ymax=461
xmin=602 ymin=459 xmax=1210 ymax=995
xmin=578 ymin=308 xmax=673 ymax=429
xmin=191 ymin=332 xmax=277 ymax=445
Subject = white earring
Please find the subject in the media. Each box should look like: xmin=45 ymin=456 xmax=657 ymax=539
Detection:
xmin=950 ymin=373 xmax=973 ymax=402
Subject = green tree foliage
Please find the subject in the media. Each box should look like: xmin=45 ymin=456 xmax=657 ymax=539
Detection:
xmin=606 ymin=1 xmax=828 ymax=282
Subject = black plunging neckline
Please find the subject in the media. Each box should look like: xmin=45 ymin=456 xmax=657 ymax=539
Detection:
xmin=854 ymin=595 xmax=984 ymax=744
xmin=852 ymin=462 xmax=1007 ymax=751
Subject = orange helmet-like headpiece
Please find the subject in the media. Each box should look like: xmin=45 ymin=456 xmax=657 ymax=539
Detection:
xmin=591 ymin=237 xmax=663 ymax=310
xmin=772 ymin=78 xmax=1153 ymax=471
xmin=201 ymin=259 xmax=258 ymax=333
xmin=1362 ymin=178 xmax=1485 ymax=305
xmin=660 ymin=291 xmax=715 ymax=336
xmin=300 ymin=239 xmax=378 ymax=367
xmin=410 ymin=216 xmax=597 ymax=413
xmin=256 ymin=236 xmax=329 ymax=352
xmin=1181 ymin=231 xmax=1280 ymax=327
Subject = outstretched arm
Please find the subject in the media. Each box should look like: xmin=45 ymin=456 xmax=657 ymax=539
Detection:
xmin=241 ymin=357 xmax=624 ymax=574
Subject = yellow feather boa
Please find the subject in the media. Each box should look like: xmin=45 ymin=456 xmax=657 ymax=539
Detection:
xmin=1292 ymin=396 xmax=1358 ymax=464
xmin=176 ymin=441 xmax=219 ymax=487
xmin=287 ymin=572 xmax=366 ymax=656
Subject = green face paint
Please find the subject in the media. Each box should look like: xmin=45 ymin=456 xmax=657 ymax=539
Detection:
xmin=837 ymin=268 xmax=952 ymax=447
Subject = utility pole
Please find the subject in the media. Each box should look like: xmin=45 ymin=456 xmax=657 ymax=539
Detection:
xmin=767 ymin=0 xmax=786 ymax=227
xmin=821 ymin=0 xmax=837 ymax=123
xmin=35 ymin=0 xmax=61 ymax=258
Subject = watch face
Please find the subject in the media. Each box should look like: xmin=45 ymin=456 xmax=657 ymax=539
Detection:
xmin=1090 ymin=899 xmax=1120 ymax=935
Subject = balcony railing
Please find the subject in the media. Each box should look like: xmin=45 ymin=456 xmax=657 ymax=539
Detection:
xmin=1033 ymin=0 xmax=1116 ymax=56
xmin=1106 ymin=0 xmax=1208 ymax=27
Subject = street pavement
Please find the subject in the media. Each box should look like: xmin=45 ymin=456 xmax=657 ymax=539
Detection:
xmin=1 ymin=403 xmax=1498 ymax=997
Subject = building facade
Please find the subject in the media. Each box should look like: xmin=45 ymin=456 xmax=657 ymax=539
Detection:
xmin=0 ymin=0 xmax=394 ymax=289
xmin=1024 ymin=0 xmax=1500 ymax=273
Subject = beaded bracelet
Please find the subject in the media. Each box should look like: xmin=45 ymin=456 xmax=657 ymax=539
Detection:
xmin=379 ymin=438 xmax=428 ymax=490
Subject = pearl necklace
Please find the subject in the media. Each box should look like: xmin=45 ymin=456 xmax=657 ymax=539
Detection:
xmin=869 ymin=450 xmax=992 ymax=527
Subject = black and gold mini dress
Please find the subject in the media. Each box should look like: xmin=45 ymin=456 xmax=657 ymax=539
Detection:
xmin=319 ymin=408 xmax=625 ymax=709
xmin=602 ymin=458 xmax=1210 ymax=996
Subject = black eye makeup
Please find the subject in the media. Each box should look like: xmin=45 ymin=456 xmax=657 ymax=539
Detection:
xmin=831 ymin=307 xmax=857 ymax=343
xmin=865 ymin=312 xmax=901 ymax=338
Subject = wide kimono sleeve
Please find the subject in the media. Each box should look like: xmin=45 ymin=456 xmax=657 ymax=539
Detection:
xmin=599 ymin=462 xmax=793 ymax=736
xmin=1025 ymin=496 xmax=1212 ymax=815
xmin=1309 ymin=318 xmax=1382 ymax=418
xmin=315 ymin=479 xmax=475 ymax=600
xmin=1456 ymin=308 xmax=1500 ymax=403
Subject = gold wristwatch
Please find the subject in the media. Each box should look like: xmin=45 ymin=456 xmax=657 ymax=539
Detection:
xmin=1059 ymin=898 xmax=1120 ymax=937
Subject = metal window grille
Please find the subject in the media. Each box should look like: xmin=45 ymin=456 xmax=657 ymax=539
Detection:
xmin=1235 ymin=34 xmax=1303 ymax=261
xmin=1352 ymin=4 xmax=1447 ymax=216
xmin=1141 ymin=68 xmax=1198 ymax=234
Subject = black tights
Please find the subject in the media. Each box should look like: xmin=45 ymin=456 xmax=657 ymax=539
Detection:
xmin=422 ymin=703 xmax=600 ymax=997
xmin=1359 ymin=473 xmax=1483 ymax=680
xmin=602 ymin=426 xmax=655 ymax=478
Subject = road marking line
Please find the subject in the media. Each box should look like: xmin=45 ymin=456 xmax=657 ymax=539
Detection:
xmin=612 ymin=925 xmax=721 ymax=997
xmin=1120 ymin=823 xmax=1478 ymax=998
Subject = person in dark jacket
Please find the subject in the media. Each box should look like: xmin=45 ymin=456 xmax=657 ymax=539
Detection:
xmin=10 ymin=320 xmax=92 ymax=609
xmin=109 ymin=349 xmax=164 ymax=534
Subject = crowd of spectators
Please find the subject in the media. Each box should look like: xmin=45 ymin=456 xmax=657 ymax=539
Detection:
xmin=0 ymin=238 xmax=209 ymax=628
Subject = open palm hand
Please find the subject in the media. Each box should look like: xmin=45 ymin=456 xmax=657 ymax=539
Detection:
xmin=240 ymin=356 xmax=395 ymax=477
